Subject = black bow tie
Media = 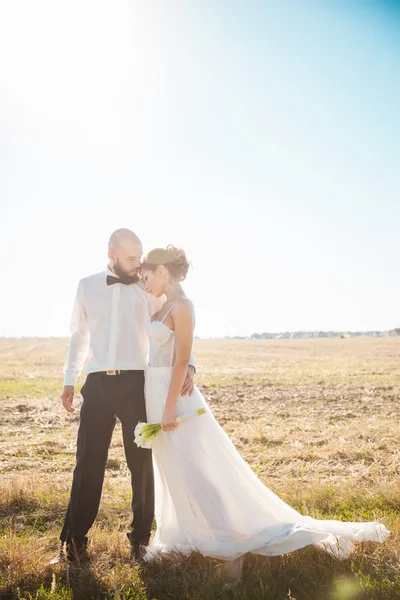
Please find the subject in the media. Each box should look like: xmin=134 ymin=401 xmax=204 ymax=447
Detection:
xmin=107 ymin=275 xmax=134 ymax=286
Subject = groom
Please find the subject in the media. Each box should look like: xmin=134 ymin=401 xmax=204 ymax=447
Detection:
xmin=53 ymin=228 xmax=195 ymax=564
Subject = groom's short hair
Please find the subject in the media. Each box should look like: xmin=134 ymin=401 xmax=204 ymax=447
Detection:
xmin=108 ymin=229 xmax=141 ymax=250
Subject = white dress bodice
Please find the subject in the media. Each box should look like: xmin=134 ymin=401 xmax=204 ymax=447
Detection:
xmin=146 ymin=320 xmax=175 ymax=368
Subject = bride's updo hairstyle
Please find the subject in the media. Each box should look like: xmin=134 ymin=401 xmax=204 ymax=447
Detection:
xmin=141 ymin=245 xmax=190 ymax=281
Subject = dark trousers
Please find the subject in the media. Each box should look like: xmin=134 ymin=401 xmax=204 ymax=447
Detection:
xmin=60 ymin=370 xmax=154 ymax=546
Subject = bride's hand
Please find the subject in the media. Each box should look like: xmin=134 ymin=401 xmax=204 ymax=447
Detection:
xmin=162 ymin=407 xmax=178 ymax=432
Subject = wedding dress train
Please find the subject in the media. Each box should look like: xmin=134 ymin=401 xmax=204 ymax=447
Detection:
xmin=143 ymin=317 xmax=389 ymax=561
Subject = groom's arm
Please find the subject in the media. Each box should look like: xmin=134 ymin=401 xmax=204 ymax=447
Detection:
xmin=62 ymin=281 xmax=90 ymax=411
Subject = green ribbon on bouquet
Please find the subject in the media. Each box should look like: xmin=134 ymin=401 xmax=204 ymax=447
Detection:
xmin=134 ymin=408 xmax=206 ymax=449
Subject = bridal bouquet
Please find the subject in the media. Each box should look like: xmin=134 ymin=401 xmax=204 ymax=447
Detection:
xmin=134 ymin=408 xmax=206 ymax=448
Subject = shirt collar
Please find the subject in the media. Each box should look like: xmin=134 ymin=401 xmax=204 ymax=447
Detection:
xmin=106 ymin=265 xmax=117 ymax=278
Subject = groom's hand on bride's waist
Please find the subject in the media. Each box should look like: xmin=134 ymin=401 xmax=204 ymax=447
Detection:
xmin=61 ymin=385 xmax=75 ymax=413
xmin=181 ymin=365 xmax=195 ymax=397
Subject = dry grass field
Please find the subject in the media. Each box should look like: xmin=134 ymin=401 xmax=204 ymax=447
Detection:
xmin=0 ymin=337 xmax=399 ymax=600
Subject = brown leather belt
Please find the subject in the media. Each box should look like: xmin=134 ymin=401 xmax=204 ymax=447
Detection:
xmin=106 ymin=370 xmax=130 ymax=376
xmin=91 ymin=370 xmax=141 ymax=377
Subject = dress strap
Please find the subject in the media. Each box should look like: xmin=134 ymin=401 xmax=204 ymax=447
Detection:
xmin=161 ymin=299 xmax=181 ymax=322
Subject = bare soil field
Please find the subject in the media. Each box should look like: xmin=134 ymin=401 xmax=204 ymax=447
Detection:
xmin=0 ymin=337 xmax=399 ymax=599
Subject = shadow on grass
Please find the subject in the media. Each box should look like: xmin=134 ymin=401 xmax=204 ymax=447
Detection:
xmin=138 ymin=545 xmax=400 ymax=600
xmin=1 ymin=544 xmax=399 ymax=600
xmin=0 ymin=496 xmax=65 ymax=536
xmin=0 ymin=562 xmax=111 ymax=600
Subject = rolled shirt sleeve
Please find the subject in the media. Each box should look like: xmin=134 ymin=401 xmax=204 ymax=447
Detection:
xmin=63 ymin=280 xmax=90 ymax=386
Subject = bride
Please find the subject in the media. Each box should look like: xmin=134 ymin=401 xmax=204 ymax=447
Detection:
xmin=140 ymin=245 xmax=389 ymax=581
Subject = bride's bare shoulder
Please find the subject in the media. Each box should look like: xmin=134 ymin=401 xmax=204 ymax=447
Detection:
xmin=172 ymin=297 xmax=195 ymax=323
xmin=176 ymin=297 xmax=194 ymax=310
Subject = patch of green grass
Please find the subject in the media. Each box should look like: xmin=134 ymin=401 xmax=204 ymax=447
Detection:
xmin=351 ymin=553 xmax=400 ymax=600
xmin=0 ymin=379 xmax=61 ymax=400
xmin=22 ymin=585 xmax=73 ymax=600
xmin=285 ymin=484 xmax=400 ymax=524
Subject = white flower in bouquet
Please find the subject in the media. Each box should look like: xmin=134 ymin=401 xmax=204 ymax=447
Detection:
xmin=134 ymin=408 xmax=206 ymax=449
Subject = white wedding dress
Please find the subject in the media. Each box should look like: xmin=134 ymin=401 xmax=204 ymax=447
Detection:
xmin=144 ymin=315 xmax=390 ymax=562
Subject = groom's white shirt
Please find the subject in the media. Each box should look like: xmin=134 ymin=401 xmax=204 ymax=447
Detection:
xmin=63 ymin=268 xmax=165 ymax=386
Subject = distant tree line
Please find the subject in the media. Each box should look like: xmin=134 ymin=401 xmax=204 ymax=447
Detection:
xmin=224 ymin=329 xmax=400 ymax=340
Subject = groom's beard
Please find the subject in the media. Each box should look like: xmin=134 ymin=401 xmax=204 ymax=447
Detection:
xmin=112 ymin=261 xmax=140 ymax=284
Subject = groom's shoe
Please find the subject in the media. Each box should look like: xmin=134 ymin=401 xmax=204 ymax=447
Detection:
xmin=64 ymin=537 xmax=90 ymax=564
xmin=50 ymin=540 xmax=89 ymax=565
xmin=130 ymin=542 xmax=147 ymax=566
xmin=49 ymin=543 xmax=67 ymax=565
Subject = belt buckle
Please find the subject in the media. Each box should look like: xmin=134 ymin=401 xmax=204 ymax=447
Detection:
xmin=107 ymin=370 xmax=117 ymax=375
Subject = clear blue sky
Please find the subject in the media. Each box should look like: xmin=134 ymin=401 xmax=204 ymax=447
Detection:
xmin=1 ymin=0 xmax=399 ymax=338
